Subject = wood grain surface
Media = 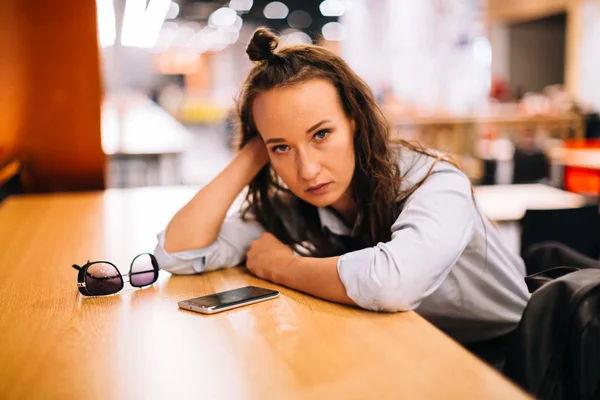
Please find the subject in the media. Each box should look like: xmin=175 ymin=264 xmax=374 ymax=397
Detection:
xmin=0 ymin=187 xmax=531 ymax=399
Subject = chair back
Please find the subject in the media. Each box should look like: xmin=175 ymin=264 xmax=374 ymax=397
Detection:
xmin=512 ymin=149 xmax=549 ymax=184
xmin=503 ymin=269 xmax=600 ymax=400
xmin=520 ymin=205 xmax=600 ymax=260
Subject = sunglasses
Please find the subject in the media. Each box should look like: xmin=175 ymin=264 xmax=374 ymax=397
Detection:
xmin=72 ymin=253 xmax=159 ymax=296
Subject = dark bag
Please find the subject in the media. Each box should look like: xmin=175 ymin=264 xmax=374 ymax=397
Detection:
xmin=525 ymin=266 xmax=580 ymax=293
xmin=503 ymin=269 xmax=600 ymax=400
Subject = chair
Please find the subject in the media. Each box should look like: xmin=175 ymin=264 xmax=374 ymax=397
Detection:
xmin=585 ymin=112 xmax=600 ymax=140
xmin=512 ymin=149 xmax=549 ymax=184
xmin=520 ymin=205 xmax=600 ymax=268
xmin=480 ymin=159 xmax=497 ymax=185
xmin=503 ymin=269 xmax=600 ymax=400
xmin=523 ymin=242 xmax=600 ymax=276
xmin=479 ymin=148 xmax=549 ymax=186
xmin=0 ymin=159 xmax=22 ymax=203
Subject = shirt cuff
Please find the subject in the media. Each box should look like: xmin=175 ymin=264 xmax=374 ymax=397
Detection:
xmin=153 ymin=229 xmax=218 ymax=275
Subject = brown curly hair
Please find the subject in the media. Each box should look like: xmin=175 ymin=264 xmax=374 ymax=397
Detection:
xmin=237 ymin=27 xmax=456 ymax=257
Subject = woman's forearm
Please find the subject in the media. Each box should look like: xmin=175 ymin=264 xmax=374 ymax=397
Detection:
xmin=163 ymin=138 xmax=268 ymax=253
xmin=279 ymin=256 xmax=356 ymax=306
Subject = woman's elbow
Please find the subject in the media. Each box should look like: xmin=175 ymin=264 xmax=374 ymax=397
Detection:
xmin=376 ymin=287 xmax=423 ymax=312
xmin=353 ymin=285 xmax=424 ymax=312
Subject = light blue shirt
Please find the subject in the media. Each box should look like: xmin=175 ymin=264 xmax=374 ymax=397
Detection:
xmin=154 ymin=149 xmax=530 ymax=343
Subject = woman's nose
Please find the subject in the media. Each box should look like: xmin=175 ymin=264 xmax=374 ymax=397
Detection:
xmin=296 ymin=149 xmax=321 ymax=182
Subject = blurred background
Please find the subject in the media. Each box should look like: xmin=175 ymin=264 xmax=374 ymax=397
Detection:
xmin=1 ymin=0 xmax=599 ymax=194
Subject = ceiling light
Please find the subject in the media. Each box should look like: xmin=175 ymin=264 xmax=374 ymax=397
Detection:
xmin=165 ymin=2 xmax=179 ymax=19
xmin=173 ymin=23 xmax=199 ymax=47
xmin=152 ymin=21 xmax=179 ymax=52
xmin=280 ymin=30 xmax=312 ymax=45
xmin=219 ymin=15 xmax=243 ymax=33
xmin=340 ymin=0 xmax=353 ymax=11
xmin=319 ymin=0 xmax=345 ymax=17
xmin=209 ymin=7 xmax=238 ymax=27
xmin=96 ymin=0 xmax=116 ymax=48
xmin=321 ymin=22 xmax=347 ymax=41
xmin=263 ymin=2 xmax=289 ymax=19
xmin=287 ymin=10 xmax=312 ymax=28
xmin=121 ymin=0 xmax=172 ymax=48
xmin=193 ymin=27 xmax=229 ymax=52
xmin=229 ymin=0 xmax=253 ymax=12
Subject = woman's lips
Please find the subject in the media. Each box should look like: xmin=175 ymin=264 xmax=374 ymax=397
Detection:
xmin=306 ymin=182 xmax=332 ymax=195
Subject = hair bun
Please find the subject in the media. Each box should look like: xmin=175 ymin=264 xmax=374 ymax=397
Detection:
xmin=246 ymin=27 xmax=279 ymax=62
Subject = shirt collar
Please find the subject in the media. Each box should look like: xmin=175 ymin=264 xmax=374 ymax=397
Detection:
xmin=317 ymin=207 xmax=362 ymax=237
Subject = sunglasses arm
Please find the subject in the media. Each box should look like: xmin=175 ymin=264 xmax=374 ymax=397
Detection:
xmin=72 ymin=261 xmax=92 ymax=271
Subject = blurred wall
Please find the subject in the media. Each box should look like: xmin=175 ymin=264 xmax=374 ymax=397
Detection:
xmin=0 ymin=1 xmax=105 ymax=192
xmin=488 ymin=0 xmax=600 ymax=113
xmin=489 ymin=23 xmax=509 ymax=81
xmin=508 ymin=14 xmax=566 ymax=95
xmin=577 ymin=0 xmax=600 ymax=112
xmin=341 ymin=0 xmax=490 ymax=115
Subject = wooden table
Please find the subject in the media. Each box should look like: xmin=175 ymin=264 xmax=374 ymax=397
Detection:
xmin=473 ymin=183 xmax=587 ymax=222
xmin=0 ymin=187 xmax=530 ymax=399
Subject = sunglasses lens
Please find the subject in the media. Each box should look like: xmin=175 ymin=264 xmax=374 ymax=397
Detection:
xmin=130 ymin=254 xmax=157 ymax=287
xmin=85 ymin=263 xmax=123 ymax=296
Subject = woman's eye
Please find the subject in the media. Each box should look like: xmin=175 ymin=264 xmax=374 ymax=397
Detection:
xmin=271 ymin=145 xmax=290 ymax=153
xmin=314 ymin=130 xmax=330 ymax=140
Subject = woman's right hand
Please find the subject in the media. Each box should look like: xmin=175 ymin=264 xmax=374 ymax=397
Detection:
xmin=240 ymin=135 xmax=269 ymax=171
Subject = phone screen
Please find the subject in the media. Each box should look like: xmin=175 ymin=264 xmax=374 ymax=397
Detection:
xmin=184 ymin=286 xmax=279 ymax=309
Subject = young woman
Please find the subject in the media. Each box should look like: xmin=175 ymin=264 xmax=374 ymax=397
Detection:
xmin=155 ymin=28 xmax=530 ymax=344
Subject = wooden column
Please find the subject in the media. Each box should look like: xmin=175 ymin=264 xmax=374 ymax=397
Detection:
xmin=0 ymin=1 xmax=24 ymax=167
xmin=0 ymin=0 xmax=105 ymax=193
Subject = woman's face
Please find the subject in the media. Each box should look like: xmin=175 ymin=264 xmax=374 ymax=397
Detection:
xmin=253 ymin=79 xmax=356 ymax=210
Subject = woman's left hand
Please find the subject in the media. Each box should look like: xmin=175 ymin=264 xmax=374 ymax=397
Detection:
xmin=246 ymin=232 xmax=295 ymax=283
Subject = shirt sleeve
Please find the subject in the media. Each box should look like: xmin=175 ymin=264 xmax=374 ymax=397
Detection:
xmin=153 ymin=211 xmax=265 ymax=275
xmin=336 ymin=167 xmax=476 ymax=312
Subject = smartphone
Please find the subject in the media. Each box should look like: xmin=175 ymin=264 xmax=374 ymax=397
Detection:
xmin=178 ymin=286 xmax=280 ymax=314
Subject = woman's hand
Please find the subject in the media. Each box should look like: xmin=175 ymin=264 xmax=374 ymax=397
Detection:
xmin=240 ymin=135 xmax=269 ymax=170
xmin=246 ymin=232 xmax=295 ymax=283
xmin=246 ymin=233 xmax=355 ymax=306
